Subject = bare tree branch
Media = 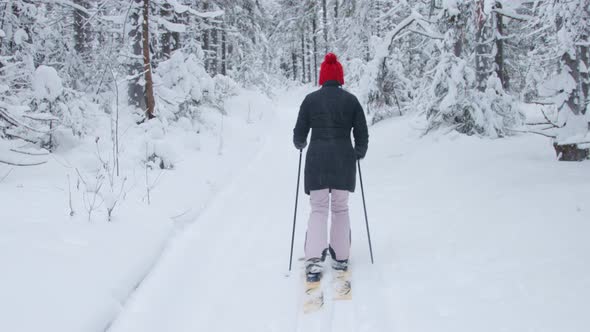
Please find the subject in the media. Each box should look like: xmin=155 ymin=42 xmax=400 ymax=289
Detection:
xmin=0 ymin=159 xmax=47 ymax=166
xmin=10 ymin=148 xmax=49 ymax=156
xmin=507 ymin=128 xmax=556 ymax=138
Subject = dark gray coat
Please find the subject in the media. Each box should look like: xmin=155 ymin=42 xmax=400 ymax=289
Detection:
xmin=293 ymin=80 xmax=369 ymax=195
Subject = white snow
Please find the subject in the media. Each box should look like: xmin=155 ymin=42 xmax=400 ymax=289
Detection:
xmin=13 ymin=29 xmax=28 ymax=45
xmin=0 ymin=85 xmax=275 ymax=332
xmin=2 ymin=84 xmax=590 ymax=332
xmin=103 ymin=86 xmax=590 ymax=332
xmin=0 ymin=29 xmax=5 ymax=38
xmin=442 ymin=0 xmax=460 ymax=17
xmin=32 ymin=65 xmax=64 ymax=102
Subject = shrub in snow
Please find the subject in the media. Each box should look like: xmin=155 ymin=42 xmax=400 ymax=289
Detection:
xmin=153 ymin=50 xmax=241 ymax=126
xmin=142 ymin=120 xmax=176 ymax=170
xmin=423 ymin=54 xmax=522 ymax=137
xmin=213 ymin=75 xmax=239 ymax=100
xmin=154 ymin=51 xmax=214 ymax=121
xmin=32 ymin=65 xmax=63 ymax=102
xmin=366 ymin=54 xmax=410 ymax=124
xmin=347 ymin=32 xmax=412 ymax=124
xmin=3 ymin=65 xmax=98 ymax=151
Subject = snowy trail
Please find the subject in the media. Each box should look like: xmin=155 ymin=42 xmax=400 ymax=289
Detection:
xmin=109 ymin=87 xmax=590 ymax=332
xmin=108 ymin=86 xmax=327 ymax=332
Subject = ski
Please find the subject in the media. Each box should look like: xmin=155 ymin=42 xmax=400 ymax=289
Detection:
xmin=330 ymin=267 xmax=355 ymax=332
xmin=332 ymin=269 xmax=352 ymax=301
xmin=303 ymin=279 xmax=324 ymax=313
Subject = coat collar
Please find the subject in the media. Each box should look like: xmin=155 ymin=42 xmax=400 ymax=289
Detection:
xmin=322 ymin=80 xmax=342 ymax=87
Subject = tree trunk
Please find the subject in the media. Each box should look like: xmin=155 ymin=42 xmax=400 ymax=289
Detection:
xmin=494 ymin=2 xmax=508 ymax=90
xmin=553 ymin=142 xmax=589 ymax=161
xmin=292 ymin=51 xmax=297 ymax=81
xmin=160 ymin=3 xmax=172 ymax=60
xmin=301 ymin=32 xmax=306 ymax=83
xmin=73 ymin=0 xmax=90 ymax=55
xmin=429 ymin=0 xmax=436 ymax=19
xmin=73 ymin=0 xmax=91 ymax=90
xmin=334 ymin=0 xmax=339 ymax=41
xmin=0 ymin=3 xmax=8 ymax=56
xmin=374 ymin=0 xmax=382 ymax=38
xmin=322 ymin=0 xmax=328 ymax=53
xmin=143 ymin=0 xmax=155 ymax=119
xmin=450 ymin=5 xmax=467 ymax=58
xmin=306 ymin=32 xmax=311 ymax=84
xmin=454 ymin=30 xmax=463 ymax=57
xmin=202 ymin=2 xmax=211 ymax=73
xmin=580 ymin=45 xmax=590 ymax=115
xmin=128 ymin=1 xmax=146 ymax=111
xmin=553 ymin=8 xmax=589 ymax=161
xmin=563 ymin=51 xmax=582 ymax=115
xmin=579 ymin=43 xmax=588 ymax=116
xmin=211 ymin=21 xmax=219 ymax=76
xmin=171 ymin=29 xmax=180 ymax=53
xmin=364 ymin=35 xmax=370 ymax=62
xmin=312 ymin=10 xmax=318 ymax=85
xmin=221 ymin=26 xmax=227 ymax=76
xmin=475 ymin=0 xmax=491 ymax=92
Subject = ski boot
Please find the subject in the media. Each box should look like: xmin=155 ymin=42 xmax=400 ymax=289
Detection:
xmin=305 ymin=257 xmax=323 ymax=282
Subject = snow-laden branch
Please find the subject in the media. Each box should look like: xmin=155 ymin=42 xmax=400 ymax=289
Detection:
xmin=165 ymin=0 xmax=224 ymax=18
xmin=0 ymin=104 xmax=50 ymax=134
xmin=377 ymin=3 xmax=404 ymax=21
xmin=156 ymin=17 xmax=186 ymax=33
xmin=385 ymin=13 xmax=419 ymax=52
xmin=380 ymin=10 xmax=443 ymax=55
xmin=36 ymin=0 xmax=93 ymax=16
xmin=492 ymin=8 xmax=532 ymax=21
xmin=409 ymin=29 xmax=443 ymax=40
xmin=414 ymin=20 xmax=443 ymax=40
xmin=22 ymin=113 xmax=60 ymax=122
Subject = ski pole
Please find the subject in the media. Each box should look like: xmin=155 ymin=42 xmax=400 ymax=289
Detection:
xmin=358 ymin=160 xmax=374 ymax=264
xmin=289 ymin=149 xmax=303 ymax=271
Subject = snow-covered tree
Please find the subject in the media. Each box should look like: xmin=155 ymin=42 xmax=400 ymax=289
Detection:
xmin=530 ymin=0 xmax=590 ymax=160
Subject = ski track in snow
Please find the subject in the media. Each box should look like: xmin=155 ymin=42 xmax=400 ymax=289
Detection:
xmin=108 ymin=86 xmax=590 ymax=332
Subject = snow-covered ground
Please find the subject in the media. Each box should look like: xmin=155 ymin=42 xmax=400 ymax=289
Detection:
xmin=0 ymin=88 xmax=275 ymax=332
xmin=106 ymin=86 xmax=589 ymax=332
xmin=2 ymin=84 xmax=590 ymax=332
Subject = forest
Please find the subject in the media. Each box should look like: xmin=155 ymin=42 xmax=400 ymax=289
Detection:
xmin=1 ymin=0 xmax=589 ymax=163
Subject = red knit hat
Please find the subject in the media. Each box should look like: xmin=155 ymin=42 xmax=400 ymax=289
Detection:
xmin=319 ymin=53 xmax=344 ymax=86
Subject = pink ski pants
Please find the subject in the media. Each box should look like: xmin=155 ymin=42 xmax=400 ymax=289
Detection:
xmin=304 ymin=189 xmax=351 ymax=261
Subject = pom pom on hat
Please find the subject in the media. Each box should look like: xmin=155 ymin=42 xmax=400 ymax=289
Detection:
xmin=319 ymin=52 xmax=344 ymax=86
xmin=324 ymin=53 xmax=338 ymax=64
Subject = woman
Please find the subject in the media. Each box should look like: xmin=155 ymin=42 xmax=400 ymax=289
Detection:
xmin=293 ymin=53 xmax=369 ymax=282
